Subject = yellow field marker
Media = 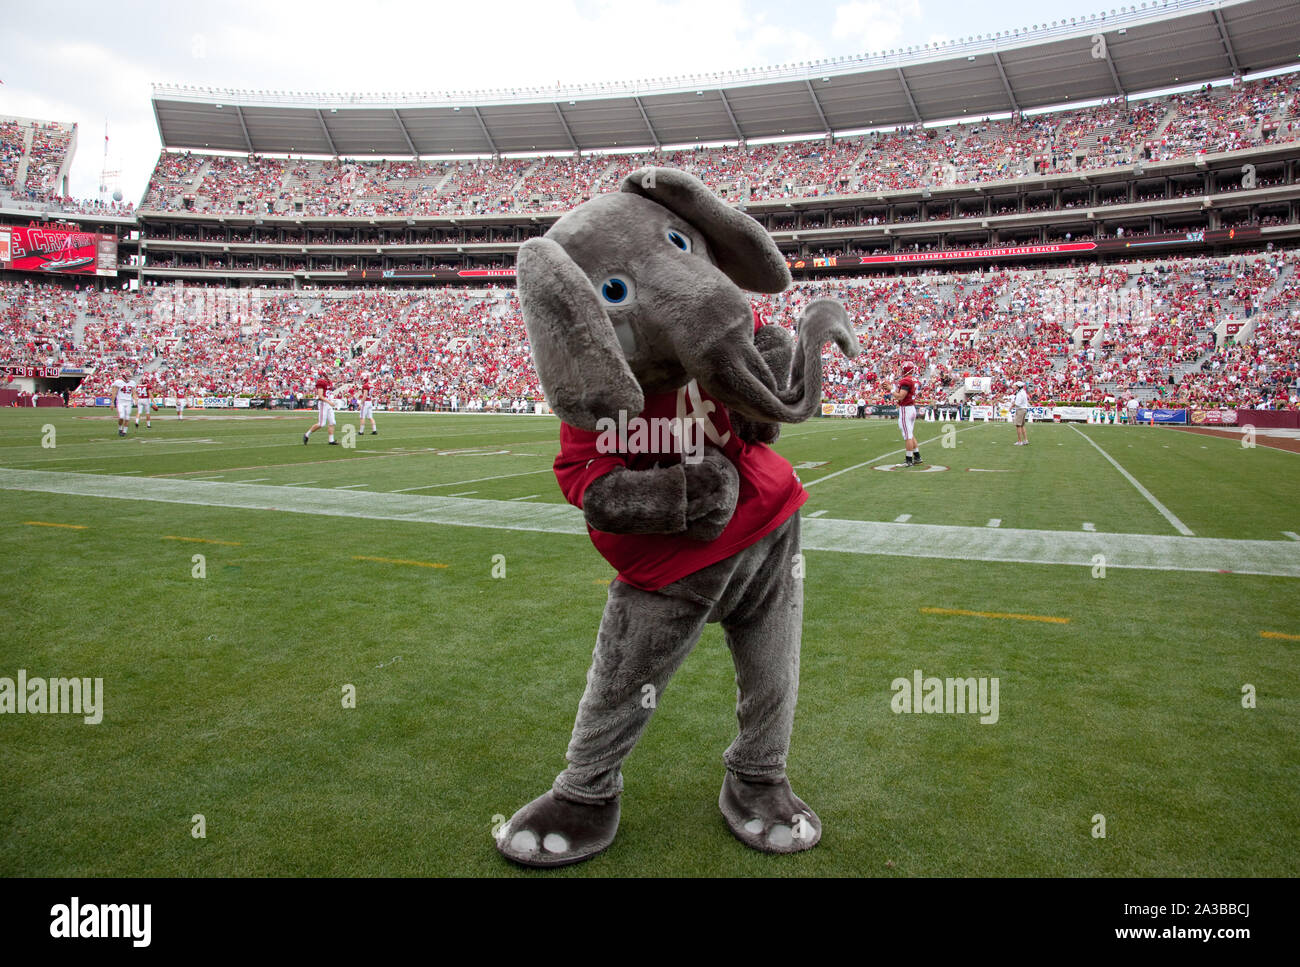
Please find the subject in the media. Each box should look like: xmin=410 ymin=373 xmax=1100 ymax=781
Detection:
xmin=23 ymin=521 xmax=87 ymax=530
xmin=921 ymin=607 xmax=1070 ymax=625
xmin=163 ymin=536 xmax=242 ymax=546
xmin=1260 ymin=631 xmax=1300 ymax=641
xmin=593 ymin=579 xmax=611 ymax=586
xmin=352 ymin=555 xmax=449 ymax=569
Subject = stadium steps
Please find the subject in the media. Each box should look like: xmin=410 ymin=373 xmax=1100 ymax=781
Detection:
xmin=14 ymin=124 xmax=33 ymax=191
xmin=1176 ymin=352 xmax=1214 ymax=379
xmin=433 ymin=169 xmax=457 ymax=193
xmin=189 ymin=157 xmax=216 ymax=208
xmin=1262 ymin=261 xmax=1295 ymax=302
xmin=844 ymin=139 xmax=875 ymax=192
xmin=1150 ymin=103 xmax=1179 ymax=140
xmin=511 ymin=160 xmax=542 ymax=199
xmin=279 ymin=164 xmax=308 ymax=204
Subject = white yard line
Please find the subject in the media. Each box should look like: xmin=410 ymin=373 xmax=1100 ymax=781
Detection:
xmin=807 ymin=509 xmax=828 ymax=518
xmin=282 ymin=480 xmax=318 ymax=487
xmin=510 ymin=494 xmax=540 ymax=501
xmin=1284 ymin=532 xmax=1300 ymax=542
xmin=392 ymin=468 xmax=555 ymax=492
xmin=1069 ymin=424 xmax=1194 ymax=537
xmin=334 ymin=484 xmax=369 ymax=489
xmin=894 ymin=514 xmax=912 ymax=523
xmin=987 ymin=519 xmax=1002 ymax=528
xmin=418 ymin=467 xmax=555 ymax=490
xmin=448 ymin=491 xmax=478 ymax=497
xmin=234 ymin=478 xmax=271 ymax=483
xmin=3 ymin=468 xmax=1296 ymax=577
xmin=1 ymin=425 xmax=556 ymax=464
xmin=803 ymin=423 xmax=982 ymax=489
xmin=1083 ymin=522 xmax=1096 ymax=532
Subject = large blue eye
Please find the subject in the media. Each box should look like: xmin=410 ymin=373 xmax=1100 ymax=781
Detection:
xmin=600 ymin=275 xmax=634 ymax=306
xmin=667 ymin=230 xmax=691 ymax=252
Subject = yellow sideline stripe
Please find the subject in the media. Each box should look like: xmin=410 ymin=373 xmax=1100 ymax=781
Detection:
xmin=921 ymin=607 xmax=1070 ymax=625
xmin=24 ymin=521 xmax=87 ymax=530
xmin=353 ymin=555 xmax=448 ymax=569
xmin=163 ymin=536 xmax=242 ymax=546
xmin=1260 ymin=631 xmax=1300 ymax=641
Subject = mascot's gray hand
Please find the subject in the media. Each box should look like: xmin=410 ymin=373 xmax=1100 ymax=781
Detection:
xmin=682 ymin=447 xmax=739 ymax=542
xmin=733 ymin=324 xmax=794 ymax=445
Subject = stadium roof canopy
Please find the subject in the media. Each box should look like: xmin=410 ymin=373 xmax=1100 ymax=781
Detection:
xmin=151 ymin=0 xmax=1300 ymax=158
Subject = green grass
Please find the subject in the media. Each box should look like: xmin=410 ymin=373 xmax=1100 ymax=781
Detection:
xmin=1 ymin=408 xmax=1296 ymax=876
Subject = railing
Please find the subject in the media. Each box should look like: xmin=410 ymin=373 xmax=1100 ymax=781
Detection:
xmin=149 ymin=0 xmax=1235 ymax=110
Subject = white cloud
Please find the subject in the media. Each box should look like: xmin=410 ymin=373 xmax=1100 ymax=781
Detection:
xmin=831 ymin=0 xmax=923 ymax=51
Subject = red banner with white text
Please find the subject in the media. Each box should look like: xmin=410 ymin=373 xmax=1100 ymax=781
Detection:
xmin=0 ymin=225 xmax=118 ymax=276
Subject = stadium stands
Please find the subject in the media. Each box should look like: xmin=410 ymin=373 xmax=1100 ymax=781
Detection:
xmin=0 ymin=116 xmax=78 ymax=204
xmin=6 ymin=251 xmax=1296 ymax=410
xmin=136 ymin=74 xmax=1299 ymax=217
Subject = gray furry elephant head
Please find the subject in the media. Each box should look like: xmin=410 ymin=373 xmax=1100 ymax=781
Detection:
xmin=518 ymin=166 xmax=858 ymax=431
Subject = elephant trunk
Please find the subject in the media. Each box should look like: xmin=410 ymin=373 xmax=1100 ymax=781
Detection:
xmin=683 ymin=298 xmax=858 ymax=426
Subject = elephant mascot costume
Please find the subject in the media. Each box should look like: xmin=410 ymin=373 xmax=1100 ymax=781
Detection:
xmin=496 ymin=166 xmax=859 ymax=867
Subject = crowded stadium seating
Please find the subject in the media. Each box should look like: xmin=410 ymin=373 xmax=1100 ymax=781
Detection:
xmin=0 ymin=116 xmax=91 ymax=207
xmin=5 ymin=250 xmax=1297 ymax=409
xmin=1 ymin=115 xmax=135 ymax=216
xmin=137 ymin=74 xmax=1299 ymax=217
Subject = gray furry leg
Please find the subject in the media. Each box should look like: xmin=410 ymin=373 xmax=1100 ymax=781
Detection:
xmin=717 ymin=515 xmax=821 ymax=853
xmin=498 ymin=578 xmax=709 ymax=868
xmin=720 ymin=515 xmax=803 ymax=780
xmin=554 ymin=579 xmax=711 ymax=802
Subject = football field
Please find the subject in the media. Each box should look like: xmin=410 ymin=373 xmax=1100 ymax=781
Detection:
xmin=2 ymin=408 xmax=1297 ymax=876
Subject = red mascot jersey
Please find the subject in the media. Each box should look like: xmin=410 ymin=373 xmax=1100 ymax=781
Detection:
xmin=553 ymin=376 xmax=807 ymax=592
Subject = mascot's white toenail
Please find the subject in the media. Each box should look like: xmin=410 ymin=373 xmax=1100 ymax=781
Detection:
xmin=744 ymin=819 xmax=764 ymax=835
xmin=509 ymin=830 xmax=538 ymax=853
xmin=542 ymin=833 xmax=569 ymax=854
xmin=768 ymin=824 xmax=794 ymax=848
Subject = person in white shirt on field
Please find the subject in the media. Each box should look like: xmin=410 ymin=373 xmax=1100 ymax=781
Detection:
xmin=112 ymin=378 xmax=135 ymax=437
xmin=357 ymin=379 xmax=378 ymax=436
xmin=1013 ymin=381 xmax=1031 ymax=446
xmin=304 ymin=374 xmax=339 ymax=445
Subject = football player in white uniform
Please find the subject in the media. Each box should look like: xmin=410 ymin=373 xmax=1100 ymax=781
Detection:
xmin=304 ymin=374 xmax=339 ymax=445
xmin=112 ymin=378 xmax=135 ymax=437
xmin=358 ymin=379 xmax=378 ymax=436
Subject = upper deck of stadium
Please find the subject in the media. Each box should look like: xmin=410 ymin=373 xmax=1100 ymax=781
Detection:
xmin=150 ymin=0 xmax=1300 ymax=157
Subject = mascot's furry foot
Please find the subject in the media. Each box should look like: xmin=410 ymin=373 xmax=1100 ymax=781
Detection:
xmin=719 ymin=771 xmax=821 ymax=854
xmin=495 ymin=791 xmax=620 ymax=868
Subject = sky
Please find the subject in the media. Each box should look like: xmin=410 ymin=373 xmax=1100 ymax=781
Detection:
xmin=0 ymin=0 xmax=1220 ymax=202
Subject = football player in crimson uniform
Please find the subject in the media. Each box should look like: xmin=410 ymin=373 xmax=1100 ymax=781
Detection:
xmin=303 ymin=374 xmax=339 ymax=445
xmin=176 ymin=385 xmax=186 ymax=419
xmin=892 ymin=362 xmax=921 ymax=466
xmin=358 ymin=378 xmax=378 ymax=436
xmin=134 ymin=379 xmax=152 ymax=429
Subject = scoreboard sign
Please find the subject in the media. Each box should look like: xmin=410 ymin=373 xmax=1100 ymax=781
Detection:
xmin=0 ymin=224 xmax=118 ymax=277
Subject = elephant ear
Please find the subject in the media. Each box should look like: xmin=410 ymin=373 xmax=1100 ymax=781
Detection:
xmin=621 ymin=166 xmax=791 ymax=294
xmin=517 ymin=237 xmax=644 ymax=431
